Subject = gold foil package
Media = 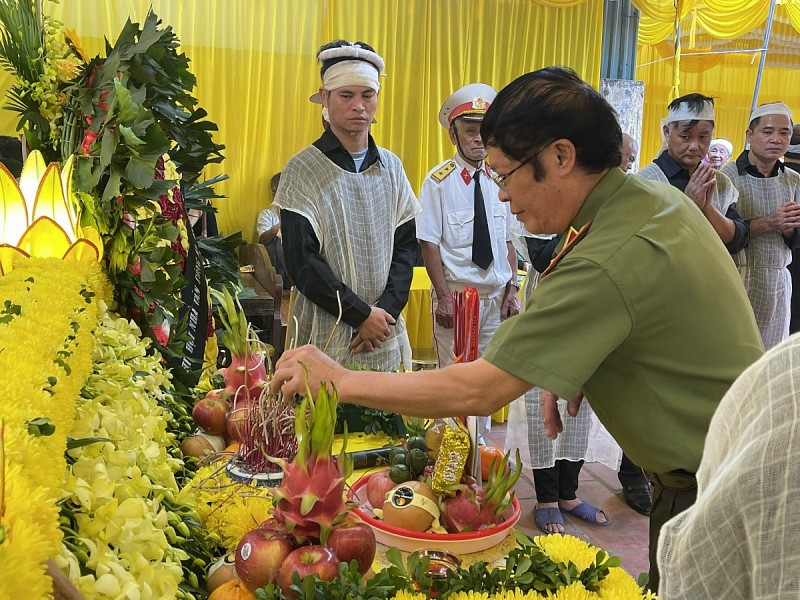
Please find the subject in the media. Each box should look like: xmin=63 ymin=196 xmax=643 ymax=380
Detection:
xmin=430 ymin=418 xmax=471 ymax=494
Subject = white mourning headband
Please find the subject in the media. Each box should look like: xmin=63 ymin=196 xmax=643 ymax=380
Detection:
xmin=749 ymin=102 xmax=793 ymax=124
xmin=710 ymin=139 xmax=733 ymax=155
xmin=322 ymin=61 xmax=381 ymax=92
xmin=318 ymin=45 xmax=385 ymax=72
xmin=666 ymin=100 xmax=715 ymax=124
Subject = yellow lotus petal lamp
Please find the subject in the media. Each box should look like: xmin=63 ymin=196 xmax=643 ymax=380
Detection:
xmin=0 ymin=150 xmax=102 ymax=275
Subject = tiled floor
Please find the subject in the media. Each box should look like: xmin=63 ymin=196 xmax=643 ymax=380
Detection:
xmin=484 ymin=423 xmax=650 ymax=579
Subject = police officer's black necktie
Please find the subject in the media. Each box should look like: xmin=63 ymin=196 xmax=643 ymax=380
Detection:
xmin=472 ymin=169 xmax=493 ymax=270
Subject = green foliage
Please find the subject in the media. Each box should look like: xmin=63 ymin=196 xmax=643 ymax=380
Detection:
xmin=252 ymin=532 xmax=636 ymax=600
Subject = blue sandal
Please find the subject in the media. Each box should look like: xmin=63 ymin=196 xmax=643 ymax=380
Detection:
xmin=562 ymin=501 xmax=610 ymax=526
xmin=534 ymin=506 xmax=565 ymax=534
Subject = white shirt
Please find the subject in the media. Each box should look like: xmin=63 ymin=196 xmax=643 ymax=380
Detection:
xmin=256 ymin=207 xmax=281 ymax=239
xmin=417 ymin=153 xmax=512 ymax=296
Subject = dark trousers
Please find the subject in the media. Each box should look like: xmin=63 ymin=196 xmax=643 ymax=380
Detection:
xmin=533 ymin=459 xmax=584 ymax=504
xmin=618 ymin=452 xmax=649 ymax=487
xmin=645 ymin=470 xmax=697 ymax=594
xmin=789 ymin=250 xmax=800 ymax=334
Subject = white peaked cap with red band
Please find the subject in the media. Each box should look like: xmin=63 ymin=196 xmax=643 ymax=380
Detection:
xmin=438 ymin=83 xmax=497 ymax=129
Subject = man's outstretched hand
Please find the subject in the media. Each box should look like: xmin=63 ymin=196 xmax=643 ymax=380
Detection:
xmin=271 ymin=345 xmax=345 ymax=398
xmin=541 ymin=389 xmax=584 ymax=440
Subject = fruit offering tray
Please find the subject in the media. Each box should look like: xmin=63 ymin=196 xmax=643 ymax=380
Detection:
xmin=348 ymin=471 xmax=521 ymax=556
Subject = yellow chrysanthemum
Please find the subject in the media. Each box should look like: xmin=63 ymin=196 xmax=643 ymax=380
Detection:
xmin=0 ymin=258 xmax=104 ymax=597
xmin=447 ymin=592 xmax=492 ymax=600
xmin=188 ymin=463 xmax=274 ymax=549
xmin=535 ymin=534 xmax=604 ymax=572
xmin=545 ymin=582 xmax=599 ymax=600
xmin=490 ymin=589 xmax=545 ymax=600
xmin=390 ymin=591 xmax=427 ymax=600
xmin=597 ymin=567 xmax=655 ymax=599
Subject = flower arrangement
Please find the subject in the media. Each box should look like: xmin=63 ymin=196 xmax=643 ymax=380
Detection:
xmin=188 ymin=462 xmax=274 ymax=551
xmin=57 ymin=301 xmax=219 ymax=599
xmin=253 ymin=532 xmax=656 ymax=600
xmin=0 ymin=2 xmax=241 ymax=389
xmin=0 ymin=258 xmax=106 ymax=598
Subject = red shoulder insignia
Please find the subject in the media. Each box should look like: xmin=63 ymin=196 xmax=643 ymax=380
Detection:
xmin=541 ymin=221 xmax=592 ymax=278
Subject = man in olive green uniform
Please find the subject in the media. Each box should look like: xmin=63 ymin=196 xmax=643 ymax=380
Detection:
xmin=272 ymin=68 xmax=764 ymax=592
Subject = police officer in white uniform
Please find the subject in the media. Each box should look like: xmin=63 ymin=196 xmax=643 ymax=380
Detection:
xmin=417 ymin=83 xmax=520 ymax=369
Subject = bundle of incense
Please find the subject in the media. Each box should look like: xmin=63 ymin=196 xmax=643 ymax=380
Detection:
xmin=452 ymin=287 xmax=480 ymax=364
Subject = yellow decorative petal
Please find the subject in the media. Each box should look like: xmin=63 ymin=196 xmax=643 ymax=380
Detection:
xmin=64 ymin=238 xmax=100 ymax=263
xmin=18 ymin=150 xmax=47 ymax=218
xmin=0 ymin=244 xmax=30 ymax=274
xmin=77 ymin=225 xmax=104 ymax=260
xmin=32 ymin=162 xmax=75 ymax=235
xmin=0 ymin=162 xmax=27 ymax=244
xmin=17 ymin=217 xmax=72 ymax=258
xmin=60 ymin=154 xmax=79 ymax=228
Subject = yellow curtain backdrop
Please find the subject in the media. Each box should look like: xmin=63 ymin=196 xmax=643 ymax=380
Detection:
xmin=633 ymin=0 xmax=779 ymax=44
xmin=0 ymin=0 xmax=602 ymax=242
xmin=635 ymin=1 xmax=800 ymax=163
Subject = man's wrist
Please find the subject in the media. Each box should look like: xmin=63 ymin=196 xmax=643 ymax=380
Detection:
xmin=507 ymin=279 xmax=520 ymax=290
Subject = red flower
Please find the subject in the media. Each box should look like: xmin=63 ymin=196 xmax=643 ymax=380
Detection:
xmin=128 ymin=256 xmax=142 ymax=276
xmin=80 ymin=131 xmax=98 ymax=154
xmin=153 ymin=322 xmax=169 ymax=346
xmin=206 ymin=309 xmax=215 ymax=338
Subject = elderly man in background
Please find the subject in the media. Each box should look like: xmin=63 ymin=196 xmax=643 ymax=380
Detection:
xmin=275 ymin=40 xmax=418 ymax=370
xmin=721 ymin=102 xmax=800 ymax=349
xmin=619 ymin=133 xmax=638 ymax=172
xmin=638 ymin=93 xmax=749 ymax=255
xmin=707 ymin=138 xmax=733 ymax=168
xmin=417 ymin=83 xmax=520 ymax=370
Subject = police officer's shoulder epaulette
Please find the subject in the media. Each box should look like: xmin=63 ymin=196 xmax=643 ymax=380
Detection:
xmin=430 ymin=160 xmax=456 ymax=183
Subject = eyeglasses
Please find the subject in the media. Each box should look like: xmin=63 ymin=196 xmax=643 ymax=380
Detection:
xmin=489 ymin=141 xmax=553 ymax=189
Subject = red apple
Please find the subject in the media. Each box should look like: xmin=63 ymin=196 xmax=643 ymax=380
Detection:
xmin=204 ymin=388 xmax=230 ymax=402
xmin=365 ymin=469 xmax=396 ymax=509
xmin=192 ymin=397 xmax=230 ymax=435
xmin=235 ymin=527 xmax=293 ymax=591
xmin=326 ymin=519 xmax=376 ymax=575
xmin=278 ymin=545 xmax=340 ymax=598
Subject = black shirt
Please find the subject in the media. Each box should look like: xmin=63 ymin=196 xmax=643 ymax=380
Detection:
xmin=280 ymin=129 xmax=417 ymax=329
xmin=734 ymin=149 xmax=786 ymax=178
xmin=653 ymin=150 xmax=749 ymax=254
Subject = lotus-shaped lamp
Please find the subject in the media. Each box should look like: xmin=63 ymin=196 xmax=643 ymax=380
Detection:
xmin=0 ymin=150 xmax=102 ymax=275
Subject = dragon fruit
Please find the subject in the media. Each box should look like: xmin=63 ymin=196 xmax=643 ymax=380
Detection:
xmin=442 ymin=448 xmax=522 ymax=533
xmin=269 ymin=380 xmax=353 ymax=545
xmin=211 ymin=286 xmax=269 ymax=399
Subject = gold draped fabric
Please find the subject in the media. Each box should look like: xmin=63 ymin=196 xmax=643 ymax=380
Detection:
xmin=0 ymin=0 xmax=602 ymax=242
xmin=633 ymin=0 xmax=784 ymax=44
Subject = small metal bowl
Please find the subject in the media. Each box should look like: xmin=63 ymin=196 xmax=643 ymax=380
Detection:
xmin=414 ymin=549 xmax=462 ymax=578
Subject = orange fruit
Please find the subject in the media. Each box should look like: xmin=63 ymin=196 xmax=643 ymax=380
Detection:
xmin=480 ymin=445 xmax=504 ymax=480
xmin=225 ymin=442 xmax=240 ymax=454
xmin=208 ymin=579 xmax=256 ymax=600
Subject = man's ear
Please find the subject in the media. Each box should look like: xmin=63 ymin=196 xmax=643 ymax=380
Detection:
xmin=319 ymin=87 xmax=328 ymax=107
xmin=448 ymin=124 xmax=458 ymax=146
xmin=662 ymin=123 xmax=670 ymax=140
xmin=551 ymin=139 xmax=577 ymax=173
